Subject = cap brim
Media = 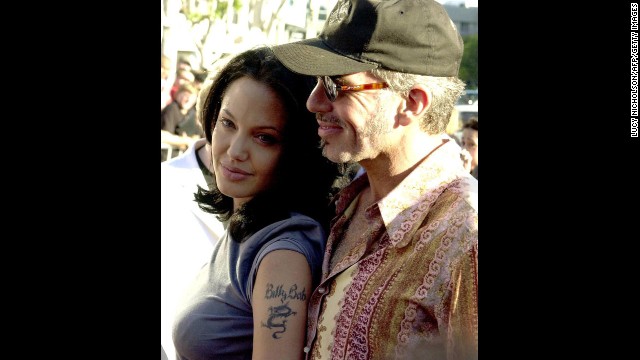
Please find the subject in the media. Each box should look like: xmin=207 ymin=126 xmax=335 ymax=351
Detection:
xmin=272 ymin=38 xmax=377 ymax=77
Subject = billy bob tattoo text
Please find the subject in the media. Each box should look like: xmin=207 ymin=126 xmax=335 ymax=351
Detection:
xmin=261 ymin=283 xmax=306 ymax=339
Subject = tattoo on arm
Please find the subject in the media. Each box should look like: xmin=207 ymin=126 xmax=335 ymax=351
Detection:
xmin=260 ymin=283 xmax=306 ymax=339
xmin=261 ymin=302 xmax=296 ymax=339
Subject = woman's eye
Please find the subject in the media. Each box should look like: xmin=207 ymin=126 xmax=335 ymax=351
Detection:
xmin=220 ymin=119 xmax=234 ymax=128
xmin=256 ymin=134 xmax=277 ymax=145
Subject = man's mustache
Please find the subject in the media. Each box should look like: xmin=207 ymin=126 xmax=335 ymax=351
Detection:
xmin=316 ymin=114 xmax=341 ymax=125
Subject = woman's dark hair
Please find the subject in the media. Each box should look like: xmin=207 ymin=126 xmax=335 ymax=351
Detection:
xmin=194 ymin=46 xmax=340 ymax=241
xmin=463 ymin=117 xmax=478 ymax=131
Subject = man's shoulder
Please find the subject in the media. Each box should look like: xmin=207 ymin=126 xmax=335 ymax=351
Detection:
xmin=415 ymin=183 xmax=477 ymax=252
xmin=443 ymin=175 xmax=477 ymax=214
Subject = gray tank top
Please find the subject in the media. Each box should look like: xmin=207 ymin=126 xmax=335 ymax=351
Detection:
xmin=173 ymin=214 xmax=326 ymax=360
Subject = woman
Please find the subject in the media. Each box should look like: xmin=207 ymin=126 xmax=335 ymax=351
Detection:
xmin=460 ymin=117 xmax=478 ymax=179
xmin=172 ymin=46 xmax=341 ymax=360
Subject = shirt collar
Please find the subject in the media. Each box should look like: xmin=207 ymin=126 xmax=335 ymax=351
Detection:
xmin=336 ymin=136 xmax=470 ymax=248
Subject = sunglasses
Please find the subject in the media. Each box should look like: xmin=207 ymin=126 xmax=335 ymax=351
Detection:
xmin=318 ymin=76 xmax=389 ymax=102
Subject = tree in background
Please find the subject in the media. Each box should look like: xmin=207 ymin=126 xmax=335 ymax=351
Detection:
xmin=179 ymin=0 xmax=240 ymax=68
xmin=177 ymin=0 xmax=287 ymax=69
xmin=459 ymin=34 xmax=478 ymax=90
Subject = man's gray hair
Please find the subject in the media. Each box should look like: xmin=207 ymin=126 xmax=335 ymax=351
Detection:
xmin=371 ymin=68 xmax=465 ymax=134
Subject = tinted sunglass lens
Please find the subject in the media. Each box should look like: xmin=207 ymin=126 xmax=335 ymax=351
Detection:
xmin=323 ymin=76 xmax=336 ymax=102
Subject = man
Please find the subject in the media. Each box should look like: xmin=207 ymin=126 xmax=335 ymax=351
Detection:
xmin=160 ymin=80 xmax=225 ymax=360
xmin=161 ymin=83 xmax=199 ymax=136
xmin=161 ymin=82 xmax=201 ymax=160
xmin=272 ymin=0 xmax=478 ymax=359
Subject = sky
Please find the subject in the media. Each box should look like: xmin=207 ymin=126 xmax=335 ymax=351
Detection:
xmin=437 ymin=0 xmax=478 ymax=7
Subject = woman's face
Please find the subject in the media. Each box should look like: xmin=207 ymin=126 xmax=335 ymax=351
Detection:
xmin=211 ymin=76 xmax=287 ymax=211
xmin=461 ymin=128 xmax=478 ymax=169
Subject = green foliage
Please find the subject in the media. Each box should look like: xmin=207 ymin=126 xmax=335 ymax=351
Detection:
xmin=214 ymin=1 xmax=227 ymax=18
xmin=185 ymin=12 xmax=207 ymax=23
xmin=182 ymin=0 xmax=243 ymax=22
xmin=214 ymin=0 xmax=243 ymax=19
xmin=459 ymin=34 xmax=478 ymax=90
xmin=233 ymin=0 xmax=242 ymax=12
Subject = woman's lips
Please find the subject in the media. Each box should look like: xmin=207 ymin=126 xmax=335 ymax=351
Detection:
xmin=220 ymin=164 xmax=251 ymax=181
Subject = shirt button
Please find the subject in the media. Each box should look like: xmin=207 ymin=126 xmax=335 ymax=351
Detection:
xmin=304 ymin=347 xmax=310 ymax=353
xmin=318 ymin=287 xmax=325 ymax=294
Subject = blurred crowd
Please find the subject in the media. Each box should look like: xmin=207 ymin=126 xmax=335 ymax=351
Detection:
xmin=161 ymin=55 xmax=208 ymax=161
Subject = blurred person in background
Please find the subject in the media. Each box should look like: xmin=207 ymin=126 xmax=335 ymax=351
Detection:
xmin=445 ymin=107 xmax=462 ymax=145
xmin=172 ymin=46 xmax=341 ymax=360
xmin=161 ymin=76 xmax=225 ymax=360
xmin=160 ymin=83 xmax=202 ymax=136
xmin=161 ymin=54 xmax=175 ymax=110
xmin=177 ymin=57 xmax=192 ymax=72
xmin=192 ymin=69 xmax=208 ymax=92
xmin=460 ymin=117 xmax=478 ymax=179
xmin=161 ymin=82 xmax=199 ymax=153
xmin=170 ymin=68 xmax=195 ymax=100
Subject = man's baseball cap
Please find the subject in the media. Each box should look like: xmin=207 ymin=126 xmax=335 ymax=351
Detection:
xmin=272 ymin=0 xmax=463 ymax=77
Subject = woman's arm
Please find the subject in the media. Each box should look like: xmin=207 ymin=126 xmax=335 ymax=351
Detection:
xmin=252 ymin=249 xmax=311 ymax=360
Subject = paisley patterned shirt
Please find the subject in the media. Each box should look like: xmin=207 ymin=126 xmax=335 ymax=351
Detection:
xmin=305 ymin=137 xmax=478 ymax=360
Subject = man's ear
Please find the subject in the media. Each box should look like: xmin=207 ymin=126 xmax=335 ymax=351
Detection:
xmin=398 ymin=85 xmax=430 ymax=126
